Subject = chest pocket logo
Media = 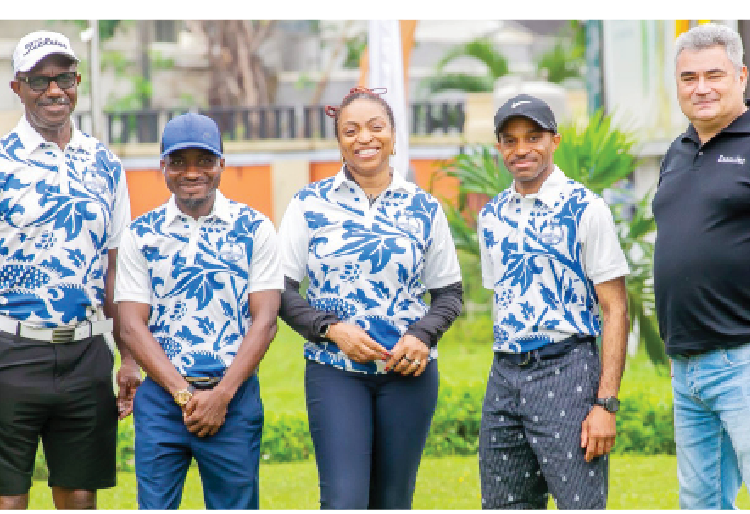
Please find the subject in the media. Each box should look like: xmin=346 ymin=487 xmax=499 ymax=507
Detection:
xmin=538 ymin=221 xmax=564 ymax=245
xmin=218 ymin=238 xmax=244 ymax=263
xmin=82 ymin=167 xmax=109 ymax=195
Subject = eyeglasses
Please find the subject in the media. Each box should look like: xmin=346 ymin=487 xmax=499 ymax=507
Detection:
xmin=16 ymin=72 xmax=78 ymax=92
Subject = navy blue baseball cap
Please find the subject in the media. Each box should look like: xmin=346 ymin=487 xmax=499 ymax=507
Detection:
xmin=494 ymin=94 xmax=558 ymax=137
xmin=160 ymin=113 xmax=223 ymax=158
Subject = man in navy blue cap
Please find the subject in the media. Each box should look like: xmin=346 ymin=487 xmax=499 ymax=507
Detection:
xmin=115 ymin=113 xmax=283 ymax=509
xmin=476 ymin=94 xmax=630 ymax=508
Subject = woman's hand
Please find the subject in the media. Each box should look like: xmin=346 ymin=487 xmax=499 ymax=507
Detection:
xmin=386 ymin=335 xmax=429 ymax=376
xmin=326 ymin=323 xmax=389 ymax=363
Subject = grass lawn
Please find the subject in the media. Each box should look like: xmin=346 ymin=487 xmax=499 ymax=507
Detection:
xmin=29 ymin=317 xmax=710 ymax=509
xmin=259 ymin=317 xmax=673 ymax=415
xmin=29 ymin=454 xmax=750 ymax=509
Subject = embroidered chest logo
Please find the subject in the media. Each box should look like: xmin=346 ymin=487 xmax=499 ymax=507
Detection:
xmin=537 ymin=221 xmax=564 ymax=245
xmin=82 ymin=167 xmax=108 ymax=194
xmin=218 ymin=237 xmax=244 ymax=263
xmin=717 ymin=155 xmax=746 ymax=165
xmin=394 ymin=215 xmax=421 ymax=236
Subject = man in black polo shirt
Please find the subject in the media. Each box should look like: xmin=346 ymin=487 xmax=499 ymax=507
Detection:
xmin=653 ymin=22 xmax=750 ymax=509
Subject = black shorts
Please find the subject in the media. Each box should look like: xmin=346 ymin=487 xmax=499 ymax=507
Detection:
xmin=0 ymin=330 xmax=117 ymax=495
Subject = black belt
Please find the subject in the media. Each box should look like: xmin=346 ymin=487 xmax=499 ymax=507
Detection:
xmin=495 ymin=335 xmax=596 ymax=366
xmin=184 ymin=376 xmax=222 ymax=390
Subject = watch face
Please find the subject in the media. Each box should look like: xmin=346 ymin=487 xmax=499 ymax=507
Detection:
xmin=174 ymin=390 xmax=192 ymax=406
xmin=600 ymin=397 xmax=619 ymax=413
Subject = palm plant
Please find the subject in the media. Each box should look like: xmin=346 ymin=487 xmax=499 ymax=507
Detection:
xmin=423 ymin=38 xmax=509 ymax=94
xmin=439 ymin=110 xmax=666 ymax=365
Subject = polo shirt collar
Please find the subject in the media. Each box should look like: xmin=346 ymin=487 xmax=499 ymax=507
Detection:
xmin=682 ymin=99 xmax=750 ymax=144
xmin=13 ymin=115 xmax=80 ymax=159
xmin=332 ymin=165 xmax=415 ymax=194
xmin=164 ymin=189 xmax=232 ymax=226
xmin=508 ymin=166 xmax=566 ymax=207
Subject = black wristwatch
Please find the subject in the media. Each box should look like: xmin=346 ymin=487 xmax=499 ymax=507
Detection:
xmin=319 ymin=322 xmax=333 ymax=340
xmin=595 ymin=396 xmax=620 ymax=413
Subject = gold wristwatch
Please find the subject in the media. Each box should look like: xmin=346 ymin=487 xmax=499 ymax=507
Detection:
xmin=173 ymin=386 xmax=194 ymax=407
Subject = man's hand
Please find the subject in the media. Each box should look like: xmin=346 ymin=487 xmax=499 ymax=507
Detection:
xmin=326 ymin=323 xmax=389 ymax=363
xmin=386 ymin=335 xmax=429 ymax=376
xmin=116 ymin=357 xmax=142 ymax=420
xmin=183 ymin=388 xmax=232 ymax=437
xmin=580 ymin=405 xmax=616 ymax=462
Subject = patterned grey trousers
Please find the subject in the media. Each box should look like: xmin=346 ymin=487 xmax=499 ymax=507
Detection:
xmin=478 ymin=340 xmax=608 ymax=509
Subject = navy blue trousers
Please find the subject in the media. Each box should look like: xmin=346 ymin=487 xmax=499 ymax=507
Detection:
xmin=304 ymin=359 xmax=439 ymax=509
xmin=133 ymin=376 xmax=263 ymax=509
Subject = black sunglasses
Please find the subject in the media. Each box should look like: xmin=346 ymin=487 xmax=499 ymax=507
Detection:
xmin=17 ymin=71 xmax=78 ymax=92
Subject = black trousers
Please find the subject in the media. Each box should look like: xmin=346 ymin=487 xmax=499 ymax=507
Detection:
xmin=304 ymin=359 xmax=438 ymax=509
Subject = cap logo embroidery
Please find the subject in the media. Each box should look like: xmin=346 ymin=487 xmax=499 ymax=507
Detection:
xmin=23 ymin=37 xmax=68 ymax=57
xmin=511 ymin=100 xmax=532 ymax=109
xmin=717 ymin=155 xmax=745 ymax=165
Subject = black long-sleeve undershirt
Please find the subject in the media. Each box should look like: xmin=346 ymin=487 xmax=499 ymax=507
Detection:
xmin=279 ymin=276 xmax=463 ymax=348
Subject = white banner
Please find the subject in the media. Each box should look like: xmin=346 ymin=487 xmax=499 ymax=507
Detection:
xmin=368 ymin=20 xmax=410 ymax=178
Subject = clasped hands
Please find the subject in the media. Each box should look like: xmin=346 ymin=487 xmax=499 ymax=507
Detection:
xmin=325 ymin=322 xmax=429 ymax=377
xmin=181 ymin=387 xmax=232 ymax=438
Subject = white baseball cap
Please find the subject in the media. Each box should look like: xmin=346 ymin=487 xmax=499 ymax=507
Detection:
xmin=12 ymin=30 xmax=78 ymax=75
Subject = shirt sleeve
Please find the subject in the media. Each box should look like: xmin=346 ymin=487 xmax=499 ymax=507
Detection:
xmin=249 ymin=217 xmax=284 ymax=293
xmin=404 ymin=281 xmax=463 ymax=347
xmin=277 ymin=196 xmax=309 ymax=283
xmin=114 ymin=226 xmax=152 ymax=304
xmin=580 ymin=198 xmax=630 ymax=285
xmin=422 ymin=203 xmax=462 ymax=289
xmin=477 ymin=214 xmax=495 ymax=290
xmin=107 ymin=157 xmax=131 ymax=250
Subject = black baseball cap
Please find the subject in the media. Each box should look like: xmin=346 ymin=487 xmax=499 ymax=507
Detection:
xmin=493 ymin=94 xmax=558 ymax=137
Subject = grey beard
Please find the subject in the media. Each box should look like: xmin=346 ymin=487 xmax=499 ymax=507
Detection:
xmin=180 ymin=196 xmax=210 ymax=210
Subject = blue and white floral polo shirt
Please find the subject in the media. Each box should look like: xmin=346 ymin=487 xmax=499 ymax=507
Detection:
xmin=278 ymin=167 xmax=462 ymax=374
xmin=477 ymin=167 xmax=629 ymax=354
xmin=0 ymin=116 xmax=130 ymax=327
xmin=114 ymin=191 xmax=283 ymax=378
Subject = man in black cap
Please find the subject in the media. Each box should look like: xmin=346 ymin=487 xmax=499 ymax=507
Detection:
xmin=476 ymin=94 xmax=630 ymax=509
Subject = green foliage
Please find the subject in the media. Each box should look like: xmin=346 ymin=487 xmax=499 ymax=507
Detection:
xmin=260 ymin=413 xmax=314 ymax=462
xmin=343 ymin=34 xmax=367 ymax=69
xmin=422 ymin=74 xmax=494 ymax=93
xmin=441 ymin=110 xmax=666 ymax=365
xmin=425 ymin=38 xmax=509 ymax=94
xmin=536 ymin=20 xmax=585 ymax=83
xmin=537 ymin=42 xmax=582 ymax=83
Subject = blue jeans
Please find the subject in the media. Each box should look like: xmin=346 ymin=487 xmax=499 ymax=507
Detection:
xmin=671 ymin=343 xmax=750 ymax=509
xmin=133 ymin=376 xmax=263 ymax=509
xmin=304 ymin=359 xmax=439 ymax=509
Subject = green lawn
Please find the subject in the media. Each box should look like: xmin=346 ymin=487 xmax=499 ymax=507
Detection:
xmin=259 ymin=318 xmax=673 ymax=415
xmin=30 ymin=317 xmax=726 ymax=509
xmin=29 ymin=454 xmax=750 ymax=509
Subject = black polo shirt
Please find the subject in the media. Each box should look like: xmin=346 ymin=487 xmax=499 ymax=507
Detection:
xmin=653 ymin=102 xmax=750 ymax=356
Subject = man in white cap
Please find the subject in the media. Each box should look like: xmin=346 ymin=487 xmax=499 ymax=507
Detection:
xmin=0 ymin=30 xmax=140 ymax=509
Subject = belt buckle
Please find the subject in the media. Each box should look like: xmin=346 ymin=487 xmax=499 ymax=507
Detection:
xmin=517 ymin=351 xmax=532 ymax=366
xmin=51 ymin=327 xmax=75 ymax=344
